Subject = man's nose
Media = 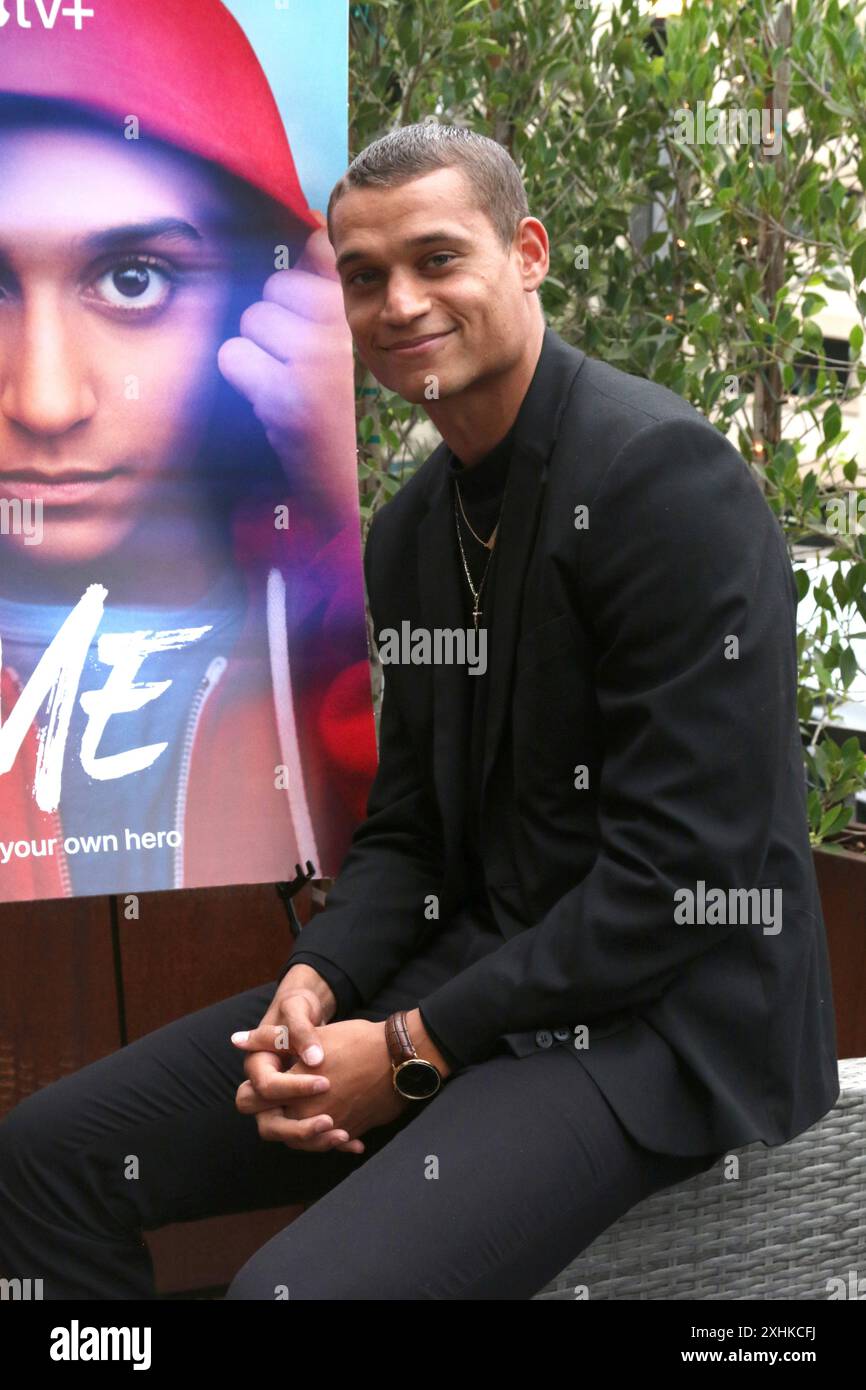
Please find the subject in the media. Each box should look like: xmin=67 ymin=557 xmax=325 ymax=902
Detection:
xmin=0 ymin=294 xmax=97 ymax=437
xmin=380 ymin=270 xmax=432 ymax=325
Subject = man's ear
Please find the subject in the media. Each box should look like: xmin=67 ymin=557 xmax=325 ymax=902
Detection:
xmin=516 ymin=216 xmax=549 ymax=293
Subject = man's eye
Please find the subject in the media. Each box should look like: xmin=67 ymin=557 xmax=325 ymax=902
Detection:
xmin=426 ymin=253 xmax=455 ymax=268
xmin=89 ymin=258 xmax=175 ymax=313
xmin=349 ymin=269 xmax=378 ymax=287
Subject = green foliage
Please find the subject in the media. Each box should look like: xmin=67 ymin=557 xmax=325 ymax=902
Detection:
xmin=804 ymin=735 xmax=866 ymax=845
xmin=348 ymin=0 xmax=866 ymax=843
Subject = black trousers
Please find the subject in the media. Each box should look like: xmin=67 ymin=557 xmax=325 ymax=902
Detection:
xmin=0 ymin=910 xmax=720 ymax=1300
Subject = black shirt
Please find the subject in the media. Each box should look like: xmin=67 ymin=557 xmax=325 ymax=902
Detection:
xmin=447 ymin=425 xmax=514 ymax=923
xmin=290 ymin=428 xmax=515 ymax=1050
xmin=411 ymin=428 xmax=514 ymax=1071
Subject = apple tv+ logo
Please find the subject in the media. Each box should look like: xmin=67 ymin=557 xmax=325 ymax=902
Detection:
xmin=0 ymin=0 xmax=94 ymax=29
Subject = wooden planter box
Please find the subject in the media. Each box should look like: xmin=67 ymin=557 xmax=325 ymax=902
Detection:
xmin=814 ymin=828 xmax=866 ymax=1060
xmin=0 ymin=880 xmax=315 ymax=1295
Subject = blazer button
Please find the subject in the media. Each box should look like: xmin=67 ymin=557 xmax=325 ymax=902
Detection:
xmin=553 ymin=1028 xmax=571 ymax=1042
xmin=535 ymin=1029 xmax=553 ymax=1048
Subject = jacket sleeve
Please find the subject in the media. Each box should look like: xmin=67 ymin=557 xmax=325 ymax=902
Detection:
xmin=279 ymin=949 xmax=362 ymax=1018
xmin=418 ymin=417 xmax=799 ymax=1067
xmin=278 ymin=508 xmax=448 ymax=1004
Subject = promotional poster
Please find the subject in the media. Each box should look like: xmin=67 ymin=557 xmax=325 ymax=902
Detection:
xmin=0 ymin=0 xmax=376 ymax=902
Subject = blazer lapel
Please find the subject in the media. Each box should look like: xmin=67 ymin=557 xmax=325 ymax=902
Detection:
xmin=480 ymin=436 xmax=547 ymax=799
xmin=417 ymin=441 xmax=472 ymax=855
xmin=481 ymin=327 xmax=587 ymax=802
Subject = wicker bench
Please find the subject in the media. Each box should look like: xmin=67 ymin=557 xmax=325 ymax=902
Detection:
xmin=532 ymin=1056 xmax=866 ymax=1300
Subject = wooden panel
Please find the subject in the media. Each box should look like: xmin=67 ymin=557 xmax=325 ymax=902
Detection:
xmin=118 ymin=881 xmax=316 ymax=1295
xmin=119 ymin=881 xmax=311 ymax=1040
xmin=146 ymin=1206 xmax=305 ymax=1295
xmin=0 ymin=896 xmax=119 ymax=1115
xmin=1 ymin=882 xmax=314 ymax=1292
xmin=814 ymin=847 xmax=866 ymax=1061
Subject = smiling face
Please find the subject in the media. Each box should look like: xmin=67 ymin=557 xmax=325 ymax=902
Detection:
xmin=331 ymin=165 xmax=547 ymax=407
xmin=0 ymin=123 xmax=238 ymax=572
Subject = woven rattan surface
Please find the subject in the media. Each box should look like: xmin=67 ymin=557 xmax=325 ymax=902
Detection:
xmin=532 ymin=1057 xmax=866 ymax=1300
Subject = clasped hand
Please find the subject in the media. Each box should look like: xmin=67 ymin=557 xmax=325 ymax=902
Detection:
xmin=232 ymin=989 xmax=409 ymax=1155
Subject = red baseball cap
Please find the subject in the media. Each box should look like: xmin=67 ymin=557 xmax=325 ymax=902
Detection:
xmin=0 ymin=0 xmax=320 ymax=233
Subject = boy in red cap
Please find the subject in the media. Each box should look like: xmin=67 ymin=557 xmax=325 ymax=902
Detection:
xmin=0 ymin=0 xmax=376 ymax=899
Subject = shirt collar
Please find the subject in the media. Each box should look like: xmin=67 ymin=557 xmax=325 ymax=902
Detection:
xmin=447 ymin=421 xmax=516 ymax=500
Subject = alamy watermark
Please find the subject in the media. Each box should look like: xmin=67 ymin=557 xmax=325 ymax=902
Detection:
xmin=377 ymin=622 xmax=487 ymax=675
xmin=1 ymin=1276 xmax=43 ymax=1300
xmin=0 ymin=497 xmax=43 ymax=545
xmin=674 ymin=880 xmax=782 ymax=935
xmin=673 ymin=100 xmax=783 ymax=157
xmin=826 ymin=490 xmax=866 ymax=535
xmin=49 ymin=1321 xmax=152 ymax=1370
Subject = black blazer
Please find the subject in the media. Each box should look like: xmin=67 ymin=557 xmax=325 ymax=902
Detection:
xmin=298 ymin=323 xmax=840 ymax=1157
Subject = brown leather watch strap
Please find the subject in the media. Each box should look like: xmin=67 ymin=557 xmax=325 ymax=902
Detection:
xmin=385 ymin=1010 xmax=416 ymax=1067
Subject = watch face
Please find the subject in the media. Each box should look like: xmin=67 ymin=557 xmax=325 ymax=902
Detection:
xmin=395 ymin=1058 xmax=441 ymax=1100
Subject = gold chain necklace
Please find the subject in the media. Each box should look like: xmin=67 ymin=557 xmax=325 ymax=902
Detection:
xmin=454 ymin=478 xmax=499 ymax=551
xmin=453 ymin=489 xmax=498 ymax=630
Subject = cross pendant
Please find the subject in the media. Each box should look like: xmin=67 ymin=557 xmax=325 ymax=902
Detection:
xmin=473 ymin=603 xmax=481 ymax=630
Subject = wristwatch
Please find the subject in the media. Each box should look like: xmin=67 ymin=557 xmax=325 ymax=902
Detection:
xmin=385 ymin=1010 xmax=442 ymax=1101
